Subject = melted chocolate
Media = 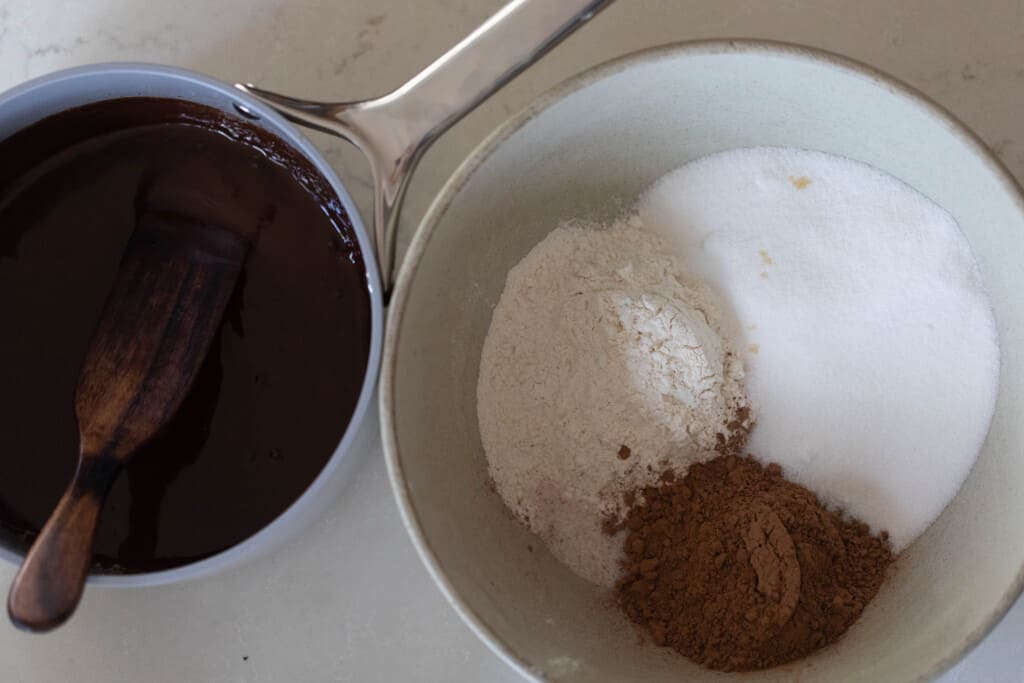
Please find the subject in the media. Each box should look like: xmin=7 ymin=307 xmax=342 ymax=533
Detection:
xmin=0 ymin=98 xmax=371 ymax=572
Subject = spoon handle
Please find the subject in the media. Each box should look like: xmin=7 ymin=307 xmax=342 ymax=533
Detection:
xmin=7 ymin=457 xmax=117 ymax=632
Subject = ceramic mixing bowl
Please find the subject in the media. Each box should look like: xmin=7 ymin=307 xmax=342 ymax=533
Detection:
xmin=381 ymin=40 xmax=1024 ymax=681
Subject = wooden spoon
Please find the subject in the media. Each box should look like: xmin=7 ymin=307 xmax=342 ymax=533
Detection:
xmin=7 ymin=166 xmax=257 ymax=632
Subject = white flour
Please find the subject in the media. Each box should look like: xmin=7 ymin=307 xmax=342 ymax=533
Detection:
xmin=477 ymin=218 xmax=748 ymax=586
xmin=642 ymin=147 xmax=1000 ymax=551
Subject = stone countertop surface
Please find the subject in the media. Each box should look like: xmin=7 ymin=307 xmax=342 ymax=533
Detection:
xmin=1 ymin=1 xmax=1022 ymax=681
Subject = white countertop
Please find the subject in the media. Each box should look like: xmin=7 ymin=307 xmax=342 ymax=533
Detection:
xmin=2 ymin=1 xmax=1024 ymax=680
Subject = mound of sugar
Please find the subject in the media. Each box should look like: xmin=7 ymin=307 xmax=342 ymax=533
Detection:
xmin=641 ymin=147 xmax=1000 ymax=551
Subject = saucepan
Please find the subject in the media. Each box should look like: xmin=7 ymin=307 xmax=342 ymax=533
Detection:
xmin=0 ymin=0 xmax=612 ymax=588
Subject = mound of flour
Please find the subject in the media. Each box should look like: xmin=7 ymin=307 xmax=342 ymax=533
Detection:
xmin=477 ymin=218 xmax=748 ymax=586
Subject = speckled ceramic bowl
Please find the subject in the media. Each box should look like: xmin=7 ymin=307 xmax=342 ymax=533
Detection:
xmin=381 ymin=40 xmax=1024 ymax=681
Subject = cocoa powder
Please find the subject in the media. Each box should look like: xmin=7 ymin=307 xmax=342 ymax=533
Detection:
xmin=607 ymin=454 xmax=893 ymax=671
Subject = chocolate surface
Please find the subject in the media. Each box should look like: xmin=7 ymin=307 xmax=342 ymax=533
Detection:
xmin=0 ymin=98 xmax=371 ymax=572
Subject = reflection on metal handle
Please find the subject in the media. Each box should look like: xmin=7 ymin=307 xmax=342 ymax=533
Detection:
xmin=237 ymin=0 xmax=613 ymax=296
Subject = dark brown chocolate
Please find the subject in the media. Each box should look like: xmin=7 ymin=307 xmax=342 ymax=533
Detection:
xmin=0 ymin=98 xmax=372 ymax=572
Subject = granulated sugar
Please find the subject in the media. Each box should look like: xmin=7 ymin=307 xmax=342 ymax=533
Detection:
xmin=641 ymin=147 xmax=1000 ymax=551
xmin=477 ymin=219 xmax=748 ymax=586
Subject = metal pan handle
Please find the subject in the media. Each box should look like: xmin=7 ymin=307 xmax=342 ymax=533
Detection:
xmin=237 ymin=0 xmax=613 ymax=295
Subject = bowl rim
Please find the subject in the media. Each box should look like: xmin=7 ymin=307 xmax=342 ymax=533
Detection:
xmin=0 ymin=62 xmax=385 ymax=588
xmin=380 ymin=38 xmax=1024 ymax=682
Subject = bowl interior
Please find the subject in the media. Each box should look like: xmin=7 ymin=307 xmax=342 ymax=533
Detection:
xmin=385 ymin=42 xmax=1024 ymax=681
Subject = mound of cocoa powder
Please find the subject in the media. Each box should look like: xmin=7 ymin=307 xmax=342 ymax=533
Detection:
xmin=606 ymin=454 xmax=894 ymax=671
